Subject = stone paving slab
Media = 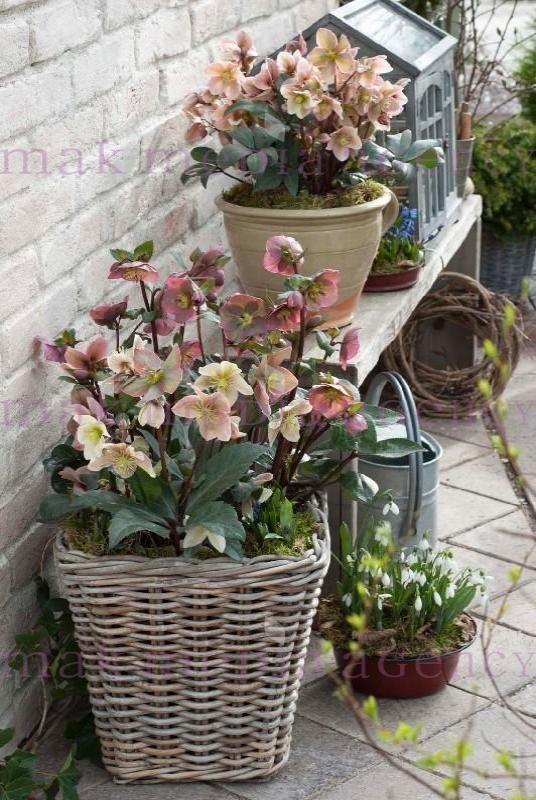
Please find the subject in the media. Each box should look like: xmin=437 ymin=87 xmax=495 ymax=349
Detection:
xmin=411 ymin=681 xmax=536 ymax=799
xmin=449 ymin=510 xmax=536 ymax=569
xmin=318 ymin=760 xmax=494 ymax=800
xmin=434 ymin=434 xmax=492 ymax=472
xmin=437 ymin=484 xmax=518 ymax=540
xmin=297 ymin=676 xmax=488 ymax=746
xmin=441 ymin=451 xmax=521 ymax=505
xmin=216 ymin=715 xmax=382 ymax=800
xmin=477 ymin=581 xmax=536 ymax=638
xmin=448 ymin=621 xmax=536 ymax=701
xmin=449 ymin=544 xmax=534 ymax=604
xmin=420 ymin=414 xmax=493 ymax=449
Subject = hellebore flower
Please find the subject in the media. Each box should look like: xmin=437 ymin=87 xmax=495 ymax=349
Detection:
xmin=345 ymin=413 xmax=368 ymax=434
xmin=222 ymin=30 xmax=258 ymax=73
xmin=90 ymin=298 xmax=127 ymax=326
xmin=263 ymin=235 xmax=304 ymax=276
xmin=268 ymin=397 xmax=312 ymax=445
xmin=280 ymin=84 xmax=315 ymax=119
xmin=230 ymin=415 xmax=246 ymax=439
xmin=194 ymin=361 xmax=253 ymax=405
xmin=138 ymin=397 xmax=166 ymax=429
xmin=180 ymin=339 xmax=202 ymax=370
xmin=220 ymin=294 xmax=267 ymax=342
xmin=172 ymin=390 xmax=233 ymax=441
xmin=339 ymin=327 xmax=360 ymax=370
xmin=355 ymin=55 xmax=392 ymax=90
xmin=58 ymin=466 xmax=90 ymax=494
xmin=73 ymin=414 xmax=110 ymax=460
xmin=108 ymin=261 xmax=159 ymax=283
xmin=309 ymin=382 xmax=355 ymax=419
xmin=266 ymin=302 xmax=302 ymax=332
xmin=323 ymin=126 xmax=362 ymax=162
xmin=160 ymin=274 xmax=204 ymax=324
xmin=307 ymin=28 xmax=355 ymax=82
xmin=123 ymin=345 xmax=183 ymax=402
xmin=188 ymin=247 xmax=228 ymax=295
xmin=183 ymin=523 xmax=226 ymax=553
xmin=303 ymin=269 xmax=339 ymax=309
xmin=63 ymin=335 xmax=108 ymax=380
xmin=206 ymin=61 xmax=243 ymax=100
xmin=34 ymin=336 xmax=67 ymax=363
xmin=87 ymin=443 xmax=156 ymax=479
xmin=250 ymin=352 xmax=298 ymax=417
xmin=314 ymin=94 xmax=343 ymax=122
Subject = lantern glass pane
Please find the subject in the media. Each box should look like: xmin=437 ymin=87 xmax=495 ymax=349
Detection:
xmin=344 ymin=1 xmax=441 ymax=60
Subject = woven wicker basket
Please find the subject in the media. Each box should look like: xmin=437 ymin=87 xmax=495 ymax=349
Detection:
xmin=54 ymin=503 xmax=330 ymax=784
xmin=480 ymin=228 xmax=536 ymax=299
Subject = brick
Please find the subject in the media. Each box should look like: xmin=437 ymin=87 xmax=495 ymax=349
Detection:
xmin=29 ymin=101 xmax=105 ymax=166
xmin=241 ymin=0 xmax=278 ymax=22
xmin=0 ymin=279 xmax=77 ymax=375
xmin=72 ymin=32 xmax=135 ymax=104
xmin=159 ymin=46 xmax=210 ymax=106
xmin=0 ymin=63 xmax=72 ymax=141
xmin=0 ymin=18 xmax=29 ymax=79
xmin=38 ymin=201 xmax=115 ymax=285
xmin=0 ymin=173 xmax=77 ymax=256
xmin=249 ymin=12 xmax=294 ymax=55
xmin=0 ymin=247 xmax=40 ymax=322
xmin=191 ymin=0 xmax=240 ymax=45
xmin=104 ymin=0 xmax=186 ymax=31
xmin=293 ymin=0 xmax=334 ymax=28
xmin=127 ymin=196 xmax=194 ymax=252
xmin=0 ymin=136 xmax=39 ymax=200
xmin=136 ymin=8 xmax=191 ymax=65
xmin=76 ymin=137 xmax=141 ymax=204
xmin=140 ymin=111 xmax=188 ymax=173
xmin=103 ymin=70 xmax=160 ymax=138
xmin=29 ymin=0 xmax=101 ymax=64
xmin=110 ymin=169 xmax=165 ymax=240
xmin=0 ymin=556 xmax=11 ymax=609
xmin=7 ymin=522 xmax=55 ymax=590
xmin=74 ymin=248 xmax=119 ymax=311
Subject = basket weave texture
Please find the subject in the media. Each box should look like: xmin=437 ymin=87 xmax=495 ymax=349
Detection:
xmin=54 ymin=506 xmax=330 ymax=784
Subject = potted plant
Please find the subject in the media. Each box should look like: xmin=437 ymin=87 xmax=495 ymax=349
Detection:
xmin=363 ymin=207 xmax=424 ymax=292
xmin=37 ymin=237 xmax=421 ymax=782
xmin=320 ymin=521 xmax=487 ymax=699
xmin=472 ymin=118 xmax=536 ymax=298
xmin=181 ymin=30 xmax=444 ymax=326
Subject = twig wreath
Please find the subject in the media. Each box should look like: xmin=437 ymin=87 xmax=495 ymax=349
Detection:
xmin=382 ymin=272 xmax=525 ymax=418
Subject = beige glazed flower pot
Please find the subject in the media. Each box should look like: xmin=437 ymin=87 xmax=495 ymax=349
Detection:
xmin=216 ymin=187 xmax=399 ymax=327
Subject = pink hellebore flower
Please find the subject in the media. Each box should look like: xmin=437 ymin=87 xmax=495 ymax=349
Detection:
xmin=367 ymin=80 xmax=409 ymax=127
xmin=268 ymin=397 xmax=312 ymax=445
xmin=345 ymin=413 xmax=368 ymax=434
xmin=138 ymin=397 xmax=166 ymax=429
xmin=172 ymin=390 xmax=233 ymax=442
xmin=309 ymin=382 xmax=354 ymax=419
xmin=250 ymin=352 xmax=298 ymax=417
xmin=90 ymin=298 xmax=128 ymax=326
xmin=180 ymin=339 xmax=202 ymax=370
xmin=206 ymin=61 xmax=243 ymax=100
xmin=160 ymin=274 xmax=204 ymax=324
xmin=87 ymin=443 xmax=156 ymax=479
xmin=108 ymin=261 xmax=159 ymax=283
xmin=314 ymin=95 xmax=343 ymax=122
xmin=58 ymin=466 xmax=90 ymax=494
xmin=339 ymin=327 xmax=360 ymax=370
xmin=266 ymin=302 xmax=302 ymax=332
xmin=324 ymin=126 xmax=362 ymax=162
xmin=220 ymin=294 xmax=267 ymax=342
xmin=355 ymin=55 xmax=392 ymax=90
xmin=222 ymin=30 xmax=258 ymax=73
xmin=263 ymin=235 xmax=304 ymax=276
xmin=303 ymin=270 xmax=339 ymax=310
xmin=307 ymin=28 xmax=355 ymax=82
xmin=34 ymin=336 xmax=67 ymax=363
xmin=123 ymin=345 xmax=183 ymax=402
xmin=63 ymin=335 xmax=108 ymax=380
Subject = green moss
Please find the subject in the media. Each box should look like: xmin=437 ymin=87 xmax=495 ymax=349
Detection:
xmin=244 ymin=508 xmax=316 ymax=558
xmin=65 ymin=528 xmax=175 ymax=559
xmin=223 ymin=180 xmax=385 ymax=210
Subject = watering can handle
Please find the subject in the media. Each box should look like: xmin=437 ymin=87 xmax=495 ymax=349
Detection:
xmin=365 ymin=372 xmax=424 ymax=543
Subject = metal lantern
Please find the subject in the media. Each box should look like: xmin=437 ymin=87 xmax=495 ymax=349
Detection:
xmin=299 ymin=0 xmax=461 ymax=242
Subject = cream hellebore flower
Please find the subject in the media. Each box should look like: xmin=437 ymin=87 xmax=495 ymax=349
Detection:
xmin=74 ymin=415 xmax=110 ymax=460
xmin=124 ymin=345 xmax=183 ymax=402
xmin=87 ymin=443 xmax=156 ymax=479
xmin=138 ymin=397 xmax=166 ymax=429
xmin=267 ymin=397 xmax=312 ymax=445
xmin=280 ymin=84 xmax=315 ymax=119
xmin=183 ymin=523 xmax=226 ymax=553
xmin=307 ymin=28 xmax=355 ymax=82
xmin=324 ymin=126 xmax=362 ymax=162
xmin=194 ymin=361 xmax=253 ymax=405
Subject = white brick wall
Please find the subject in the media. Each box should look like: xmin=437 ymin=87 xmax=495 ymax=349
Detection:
xmin=0 ymin=0 xmax=335 ymax=741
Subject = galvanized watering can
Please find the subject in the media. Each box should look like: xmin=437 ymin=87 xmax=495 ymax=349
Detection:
xmin=360 ymin=372 xmax=443 ymax=547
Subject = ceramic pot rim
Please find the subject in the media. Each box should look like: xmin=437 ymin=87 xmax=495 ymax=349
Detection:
xmin=215 ymin=186 xmax=393 ymax=221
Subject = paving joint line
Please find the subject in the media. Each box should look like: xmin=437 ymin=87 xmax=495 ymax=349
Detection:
xmin=445 ymin=538 xmax=536 ymax=570
xmin=440 ymin=479 xmax=520 ymax=506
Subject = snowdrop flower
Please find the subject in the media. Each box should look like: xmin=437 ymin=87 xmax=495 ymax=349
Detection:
xmin=413 ymin=571 xmax=427 ymax=587
xmin=401 ymin=568 xmax=414 ymax=587
xmin=374 ymin=521 xmax=392 ymax=547
xmin=433 ymin=590 xmax=442 ymax=607
xmin=382 ymin=500 xmax=400 ymax=517
xmin=399 ymin=551 xmax=406 ymax=562
xmin=381 ymin=572 xmax=391 ymax=588
xmin=414 ymin=594 xmax=423 ymax=614
xmin=418 ymin=537 xmax=432 ymax=552
xmin=406 ymin=553 xmax=419 ymax=566
xmin=342 ymin=593 xmax=352 ymax=608
xmin=445 ymin=583 xmax=456 ymax=599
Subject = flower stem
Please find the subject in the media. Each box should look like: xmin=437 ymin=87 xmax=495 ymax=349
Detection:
xmin=140 ymin=280 xmax=159 ymax=354
xmin=196 ymin=311 xmax=206 ymax=364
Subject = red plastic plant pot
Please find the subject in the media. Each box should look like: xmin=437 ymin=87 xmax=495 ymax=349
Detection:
xmin=334 ymin=615 xmax=477 ymax=699
xmin=363 ymin=262 xmax=423 ymax=293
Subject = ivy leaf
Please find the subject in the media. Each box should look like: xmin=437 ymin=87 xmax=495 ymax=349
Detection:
xmin=44 ymin=750 xmax=80 ymax=800
xmin=186 ymin=443 xmax=267 ymax=513
xmin=64 ymin=714 xmax=102 ymax=767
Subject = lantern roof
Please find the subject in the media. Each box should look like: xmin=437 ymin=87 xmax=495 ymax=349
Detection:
xmin=301 ymin=0 xmax=457 ymax=77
